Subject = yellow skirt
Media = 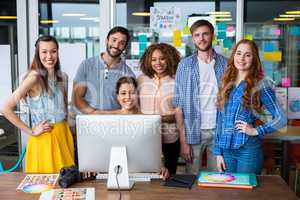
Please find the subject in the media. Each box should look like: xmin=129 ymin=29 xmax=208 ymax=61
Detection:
xmin=25 ymin=121 xmax=75 ymax=173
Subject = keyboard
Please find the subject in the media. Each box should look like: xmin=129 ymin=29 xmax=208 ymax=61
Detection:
xmin=96 ymin=173 xmax=162 ymax=182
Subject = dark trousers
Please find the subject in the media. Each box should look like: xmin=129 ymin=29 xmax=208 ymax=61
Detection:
xmin=162 ymin=139 xmax=180 ymax=175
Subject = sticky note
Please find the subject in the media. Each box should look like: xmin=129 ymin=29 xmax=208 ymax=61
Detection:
xmin=217 ymin=23 xmax=227 ymax=31
xmin=273 ymin=71 xmax=281 ymax=85
xmin=173 ymin=30 xmax=182 ymax=47
xmin=281 ymin=77 xmax=291 ymax=87
xmin=130 ymin=42 xmax=139 ymax=56
xmin=217 ymin=31 xmax=226 ymax=39
xmin=223 ymin=39 xmax=233 ymax=49
xmin=227 ymin=25 xmax=234 ymax=32
xmin=138 ymin=34 xmax=147 ymax=57
xmin=290 ymin=26 xmax=300 ymax=36
xmin=226 ymin=25 xmax=235 ymax=37
xmin=212 ymin=38 xmax=218 ymax=46
xmin=138 ymin=34 xmax=147 ymax=43
xmin=182 ymin=25 xmax=190 ymax=35
xmin=244 ymin=34 xmax=253 ymax=40
xmin=274 ymin=28 xmax=281 ymax=36
xmin=263 ymin=51 xmax=282 ymax=61
xmin=264 ymin=43 xmax=274 ymax=52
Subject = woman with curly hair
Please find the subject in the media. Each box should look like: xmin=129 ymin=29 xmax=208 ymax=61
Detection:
xmin=214 ymin=39 xmax=287 ymax=174
xmin=138 ymin=43 xmax=181 ymax=174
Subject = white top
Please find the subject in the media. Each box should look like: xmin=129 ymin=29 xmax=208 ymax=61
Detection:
xmin=198 ymin=57 xmax=218 ymax=129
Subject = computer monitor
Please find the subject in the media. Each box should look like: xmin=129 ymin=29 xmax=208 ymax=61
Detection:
xmin=76 ymin=114 xmax=162 ymax=189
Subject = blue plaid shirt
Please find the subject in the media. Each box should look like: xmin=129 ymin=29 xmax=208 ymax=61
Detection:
xmin=213 ymin=80 xmax=287 ymax=155
xmin=173 ymin=51 xmax=227 ymax=144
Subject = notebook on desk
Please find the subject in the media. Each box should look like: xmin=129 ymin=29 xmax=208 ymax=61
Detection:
xmin=198 ymin=171 xmax=257 ymax=189
xmin=164 ymin=174 xmax=196 ymax=189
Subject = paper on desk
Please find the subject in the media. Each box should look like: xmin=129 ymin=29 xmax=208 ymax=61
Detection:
xmin=39 ymin=188 xmax=95 ymax=200
xmin=17 ymin=174 xmax=59 ymax=190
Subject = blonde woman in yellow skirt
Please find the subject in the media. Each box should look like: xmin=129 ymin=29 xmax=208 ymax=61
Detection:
xmin=1 ymin=35 xmax=74 ymax=173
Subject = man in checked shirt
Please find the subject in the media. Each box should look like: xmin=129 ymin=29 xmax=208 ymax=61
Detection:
xmin=173 ymin=20 xmax=227 ymax=174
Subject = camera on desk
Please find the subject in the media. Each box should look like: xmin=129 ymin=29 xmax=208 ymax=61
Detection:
xmin=58 ymin=166 xmax=81 ymax=188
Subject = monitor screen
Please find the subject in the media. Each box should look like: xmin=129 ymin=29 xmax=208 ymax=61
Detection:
xmin=76 ymin=114 xmax=162 ymax=173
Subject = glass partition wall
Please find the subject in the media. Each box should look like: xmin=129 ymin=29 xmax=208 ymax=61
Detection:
xmin=0 ymin=0 xmax=19 ymax=169
xmin=2 ymin=0 xmax=299 ymax=176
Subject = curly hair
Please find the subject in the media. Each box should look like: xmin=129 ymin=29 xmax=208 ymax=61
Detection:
xmin=140 ymin=43 xmax=181 ymax=78
xmin=217 ymin=39 xmax=264 ymax=113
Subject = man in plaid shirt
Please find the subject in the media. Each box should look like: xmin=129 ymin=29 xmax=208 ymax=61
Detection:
xmin=173 ymin=20 xmax=227 ymax=174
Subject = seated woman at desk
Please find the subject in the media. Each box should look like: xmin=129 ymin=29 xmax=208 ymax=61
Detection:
xmin=214 ymin=39 xmax=287 ymax=174
xmin=1 ymin=35 xmax=75 ymax=173
xmin=93 ymin=76 xmax=170 ymax=179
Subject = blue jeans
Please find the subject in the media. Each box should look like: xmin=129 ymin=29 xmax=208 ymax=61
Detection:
xmin=222 ymin=136 xmax=263 ymax=174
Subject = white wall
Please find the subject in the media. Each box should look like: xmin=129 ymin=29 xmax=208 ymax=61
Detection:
xmin=59 ymin=43 xmax=87 ymax=101
xmin=0 ymin=45 xmax=12 ymax=110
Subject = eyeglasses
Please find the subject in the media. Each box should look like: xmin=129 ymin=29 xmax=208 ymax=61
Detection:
xmin=104 ymin=68 xmax=109 ymax=79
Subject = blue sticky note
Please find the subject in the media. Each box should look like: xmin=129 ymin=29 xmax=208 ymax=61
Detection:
xmin=290 ymin=26 xmax=300 ymax=36
xmin=139 ymin=43 xmax=147 ymax=58
xmin=273 ymin=71 xmax=281 ymax=85
xmin=264 ymin=43 xmax=274 ymax=52
xmin=217 ymin=23 xmax=227 ymax=31
xmin=138 ymin=34 xmax=147 ymax=43
xmin=217 ymin=31 xmax=226 ymax=39
xmin=223 ymin=39 xmax=233 ymax=49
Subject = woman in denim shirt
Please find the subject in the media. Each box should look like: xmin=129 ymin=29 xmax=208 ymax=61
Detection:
xmin=214 ymin=39 xmax=287 ymax=174
xmin=1 ymin=36 xmax=74 ymax=173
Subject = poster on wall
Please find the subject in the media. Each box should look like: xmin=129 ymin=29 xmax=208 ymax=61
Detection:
xmin=288 ymin=87 xmax=300 ymax=119
xmin=275 ymin=87 xmax=287 ymax=113
xmin=150 ymin=6 xmax=181 ymax=30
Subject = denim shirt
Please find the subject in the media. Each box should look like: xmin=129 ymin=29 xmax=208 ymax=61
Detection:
xmin=173 ymin=50 xmax=227 ymax=144
xmin=213 ymin=80 xmax=287 ymax=155
xmin=27 ymin=81 xmax=65 ymax=127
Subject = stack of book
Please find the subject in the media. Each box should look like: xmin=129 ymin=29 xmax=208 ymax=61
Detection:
xmin=198 ymin=171 xmax=257 ymax=189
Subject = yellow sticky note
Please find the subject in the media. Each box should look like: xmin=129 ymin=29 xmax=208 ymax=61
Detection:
xmin=182 ymin=25 xmax=191 ymax=35
xmin=263 ymin=51 xmax=282 ymax=61
xmin=173 ymin=30 xmax=182 ymax=47
xmin=244 ymin=34 xmax=253 ymax=40
xmin=212 ymin=38 xmax=217 ymax=46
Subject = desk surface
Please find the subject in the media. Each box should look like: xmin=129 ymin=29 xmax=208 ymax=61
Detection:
xmin=265 ymin=126 xmax=300 ymax=141
xmin=0 ymin=173 xmax=297 ymax=200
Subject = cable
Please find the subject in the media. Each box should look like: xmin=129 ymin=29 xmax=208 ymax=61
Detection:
xmin=115 ymin=165 xmax=122 ymax=200
xmin=0 ymin=147 xmax=26 ymax=174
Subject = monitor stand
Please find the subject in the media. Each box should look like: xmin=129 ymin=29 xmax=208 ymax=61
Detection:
xmin=107 ymin=146 xmax=134 ymax=190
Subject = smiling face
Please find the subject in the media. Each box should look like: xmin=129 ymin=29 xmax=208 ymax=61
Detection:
xmin=117 ymin=83 xmax=138 ymax=111
xmin=106 ymin=32 xmax=127 ymax=58
xmin=151 ymin=49 xmax=167 ymax=78
xmin=192 ymin=25 xmax=214 ymax=52
xmin=234 ymin=43 xmax=254 ymax=72
xmin=39 ymin=41 xmax=58 ymax=71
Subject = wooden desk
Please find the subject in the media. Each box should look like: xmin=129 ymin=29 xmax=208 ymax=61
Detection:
xmin=265 ymin=126 xmax=300 ymax=182
xmin=0 ymin=173 xmax=297 ymax=200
